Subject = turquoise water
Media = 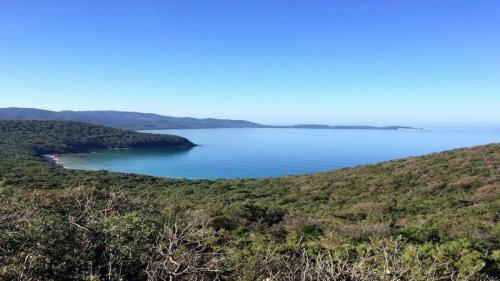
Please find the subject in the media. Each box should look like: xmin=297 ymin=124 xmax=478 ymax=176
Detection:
xmin=60 ymin=128 xmax=500 ymax=179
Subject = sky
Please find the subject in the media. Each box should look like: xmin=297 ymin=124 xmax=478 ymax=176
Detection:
xmin=0 ymin=0 xmax=499 ymax=127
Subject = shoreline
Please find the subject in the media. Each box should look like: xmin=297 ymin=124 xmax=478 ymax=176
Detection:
xmin=42 ymin=154 xmax=67 ymax=168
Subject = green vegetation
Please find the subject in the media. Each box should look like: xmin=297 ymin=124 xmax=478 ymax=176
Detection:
xmin=0 ymin=120 xmax=194 ymax=153
xmin=0 ymin=120 xmax=498 ymax=280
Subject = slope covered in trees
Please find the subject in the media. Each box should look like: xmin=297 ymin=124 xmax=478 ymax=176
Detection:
xmin=0 ymin=120 xmax=498 ymax=280
xmin=0 ymin=120 xmax=195 ymax=153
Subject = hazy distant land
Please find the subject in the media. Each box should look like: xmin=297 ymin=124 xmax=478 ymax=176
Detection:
xmin=0 ymin=107 xmax=420 ymax=130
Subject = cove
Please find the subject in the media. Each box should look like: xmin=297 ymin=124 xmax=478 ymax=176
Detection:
xmin=59 ymin=128 xmax=500 ymax=179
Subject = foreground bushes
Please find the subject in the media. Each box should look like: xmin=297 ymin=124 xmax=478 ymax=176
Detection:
xmin=253 ymin=239 xmax=494 ymax=281
xmin=1 ymin=187 xmax=497 ymax=280
xmin=0 ymin=187 xmax=223 ymax=280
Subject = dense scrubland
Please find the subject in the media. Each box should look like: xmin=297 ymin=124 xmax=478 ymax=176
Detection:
xmin=0 ymin=120 xmax=499 ymax=280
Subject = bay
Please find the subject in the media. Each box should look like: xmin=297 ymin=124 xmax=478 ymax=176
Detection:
xmin=59 ymin=128 xmax=500 ymax=179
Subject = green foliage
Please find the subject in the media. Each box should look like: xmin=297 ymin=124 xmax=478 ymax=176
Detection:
xmin=0 ymin=120 xmax=499 ymax=280
xmin=0 ymin=120 xmax=194 ymax=154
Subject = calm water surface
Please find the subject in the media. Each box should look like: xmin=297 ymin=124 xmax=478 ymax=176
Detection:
xmin=60 ymin=128 xmax=500 ymax=179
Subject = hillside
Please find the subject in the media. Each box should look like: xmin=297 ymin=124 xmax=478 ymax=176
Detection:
xmin=0 ymin=107 xmax=416 ymax=130
xmin=0 ymin=107 xmax=265 ymax=130
xmin=0 ymin=120 xmax=194 ymax=165
xmin=0 ymin=121 xmax=498 ymax=280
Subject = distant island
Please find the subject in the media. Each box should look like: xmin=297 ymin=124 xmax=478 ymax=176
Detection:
xmin=287 ymin=124 xmax=419 ymax=130
xmin=0 ymin=107 xmax=420 ymax=131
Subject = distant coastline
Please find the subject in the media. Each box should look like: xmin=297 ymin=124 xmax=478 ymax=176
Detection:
xmin=0 ymin=107 xmax=420 ymax=131
xmin=274 ymin=124 xmax=423 ymax=130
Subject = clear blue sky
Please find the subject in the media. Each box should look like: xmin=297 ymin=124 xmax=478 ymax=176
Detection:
xmin=0 ymin=0 xmax=499 ymax=126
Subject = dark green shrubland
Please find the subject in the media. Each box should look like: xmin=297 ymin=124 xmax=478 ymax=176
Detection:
xmin=0 ymin=120 xmax=499 ymax=280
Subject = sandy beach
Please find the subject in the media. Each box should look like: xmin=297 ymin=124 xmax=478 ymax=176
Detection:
xmin=42 ymin=154 xmax=66 ymax=168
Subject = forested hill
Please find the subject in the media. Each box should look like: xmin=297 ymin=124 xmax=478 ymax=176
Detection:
xmin=0 ymin=120 xmax=195 ymax=155
xmin=0 ymin=107 xmax=265 ymax=130
xmin=0 ymin=107 xmax=416 ymax=130
xmin=0 ymin=120 xmax=498 ymax=280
